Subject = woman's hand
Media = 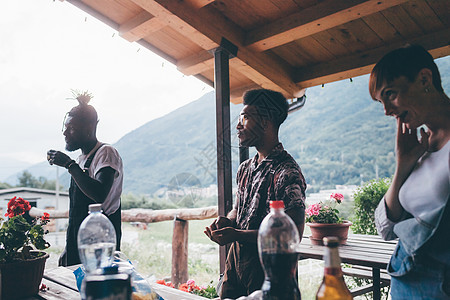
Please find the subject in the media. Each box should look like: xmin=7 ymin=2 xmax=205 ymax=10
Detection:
xmin=395 ymin=119 xmax=429 ymax=177
xmin=384 ymin=119 xmax=429 ymax=221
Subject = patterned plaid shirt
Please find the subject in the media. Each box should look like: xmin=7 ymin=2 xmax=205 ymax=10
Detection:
xmin=234 ymin=143 xmax=307 ymax=230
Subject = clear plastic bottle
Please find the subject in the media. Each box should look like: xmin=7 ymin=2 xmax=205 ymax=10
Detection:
xmin=258 ymin=200 xmax=301 ymax=300
xmin=77 ymin=204 xmax=116 ymax=274
xmin=316 ymin=237 xmax=353 ymax=300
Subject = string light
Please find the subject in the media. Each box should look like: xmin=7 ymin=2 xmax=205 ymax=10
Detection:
xmin=321 ymin=84 xmax=324 ymax=88
xmin=112 ymin=32 xmax=115 ymax=37
xmin=350 ymin=78 xmax=353 ymax=83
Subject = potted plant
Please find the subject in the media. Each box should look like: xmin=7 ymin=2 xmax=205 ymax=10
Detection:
xmin=0 ymin=196 xmax=51 ymax=299
xmin=305 ymin=193 xmax=352 ymax=245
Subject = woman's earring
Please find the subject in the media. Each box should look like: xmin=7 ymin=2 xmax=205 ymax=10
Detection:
xmin=425 ymin=88 xmax=430 ymax=93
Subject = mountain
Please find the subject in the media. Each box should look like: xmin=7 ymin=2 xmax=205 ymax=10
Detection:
xmin=114 ymin=93 xmax=243 ymax=194
xmin=115 ymin=56 xmax=449 ymax=194
xmin=0 ymin=157 xmax=32 ymax=181
xmin=5 ymin=56 xmax=450 ymax=194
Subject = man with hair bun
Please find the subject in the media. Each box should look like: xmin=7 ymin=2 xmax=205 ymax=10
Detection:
xmin=205 ymin=88 xmax=306 ymax=299
xmin=47 ymin=91 xmax=123 ymax=267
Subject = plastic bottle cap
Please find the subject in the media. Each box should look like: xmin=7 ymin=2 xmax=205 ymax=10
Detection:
xmin=88 ymin=203 xmax=102 ymax=213
xmin=269 ymin=201 xmax=284 ymax=209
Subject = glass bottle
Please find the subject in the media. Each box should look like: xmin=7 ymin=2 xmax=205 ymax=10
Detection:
xmin=316 ymin=236 xmax=353 ymax=300
xmin=258 ymin=200 xmax=301 ymax=300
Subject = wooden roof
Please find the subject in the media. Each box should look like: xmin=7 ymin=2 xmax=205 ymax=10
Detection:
xmin=66 ymin=0 xmax=450 ymax=103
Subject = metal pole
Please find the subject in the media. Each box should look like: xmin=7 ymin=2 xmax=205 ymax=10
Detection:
xmin=214 ymin=46 xmax=233 ymax=273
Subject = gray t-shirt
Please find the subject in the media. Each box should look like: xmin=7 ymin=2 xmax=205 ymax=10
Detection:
xmin=77 ymin=142 xmax=123 ymax=215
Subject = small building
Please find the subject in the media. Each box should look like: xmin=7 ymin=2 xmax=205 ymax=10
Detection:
xmin=0 ymin=187 xmax=69 ymax=232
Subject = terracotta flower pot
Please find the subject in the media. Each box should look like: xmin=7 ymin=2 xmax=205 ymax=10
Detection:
xmin=307 ymin=221 xmax=352 ymax=246
xmin=0 ymin=251 xmax=49 ymax=299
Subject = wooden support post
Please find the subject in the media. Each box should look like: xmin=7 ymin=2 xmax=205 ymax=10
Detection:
xmin=171 ymin=217 xmax=189 ymax=287
xmin=214 ymin=38 xmax=238 ymax=273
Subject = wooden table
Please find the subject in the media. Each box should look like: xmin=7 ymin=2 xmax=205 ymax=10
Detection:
xmin=298 ymin=234 xmax=397 ymax=300
xmin=25 ymin=265 xmax=81 ymax=299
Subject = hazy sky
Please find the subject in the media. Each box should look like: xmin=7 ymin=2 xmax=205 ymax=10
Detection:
xmin=0 ymin=0 xmax=212 ymax=166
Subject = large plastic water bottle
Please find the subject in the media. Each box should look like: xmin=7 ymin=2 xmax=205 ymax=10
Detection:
xmin=77 ymin=204 xmax=116 ymax=274
xmin=258 ymin=200 xmax=301 ymax=299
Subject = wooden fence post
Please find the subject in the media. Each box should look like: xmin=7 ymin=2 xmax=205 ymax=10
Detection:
xmin=172 ymin=217 xmax=189 ymax=287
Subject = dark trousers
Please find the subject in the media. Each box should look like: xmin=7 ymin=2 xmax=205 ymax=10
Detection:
xmin=220 ymin=242 xmax=264 ymax=299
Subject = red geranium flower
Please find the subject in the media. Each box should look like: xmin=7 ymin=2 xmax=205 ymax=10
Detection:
xmin=179 ymin=283 xmax=189 ymax=292
xmin=41 ymin=212 xmax=50 ymax=222
xmin=5 ymin=197 xmax=32 ymax=218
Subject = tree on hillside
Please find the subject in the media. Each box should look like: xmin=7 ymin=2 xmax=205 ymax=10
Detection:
xmin=18 ymin=171 xmax=39 ymax=188
xmin=0 ymin=182 xmax=12 ymax=189
xmin=16 ymin=171 xmax=64 ymax=190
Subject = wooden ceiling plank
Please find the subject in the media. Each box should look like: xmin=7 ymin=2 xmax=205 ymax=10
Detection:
xmin=146 ymin=27 xmax=202 ymax=59
xmin=119 ymin=10 xmax=165 ymax=42
xmin=184 ymin=0 xmax=216 ymax=9
xmin=271 ymin=43 xmax=311 ymax=67
xmin=177 ymin=50 xmax=214 ymax=76
xmin=294 ymin=28 xmax=450 ymax=88
xmin=381 ymin=5 xmax=424 ymax=39
xmin=129 ymin=0 xmax=218 ymax=50
xmin=150 ymin=0 xmax=302 ymax=97
xmin=210 ymin=0 xmax=261 ymax=29
xmin=311 ymin=30 xmax=349 ymax=59
xmin=326 ymin=24 xmax=367 ymax=54
xmin=343 ymin=19 xmax=384 ymax=49
xmin=81 ymin=0 xmax=141 ymax=23
xmin=426 ymin=0 xmax=450 ymax=27
xmin=293 ymin=36 xmax=336 ymax=63
xmin=402 ymin=0 xmax=444 ymax=33
xmin=245 ymin=0 xmax=409 ymax=51
xmin=291 ymin=0 xmax=321 ymax=10
xmin=362 ymin=12 xmax=400 ymax=43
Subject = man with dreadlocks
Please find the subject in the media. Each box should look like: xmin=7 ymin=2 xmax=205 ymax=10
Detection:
xmin=47 ymin=91 xmax=123 ymax=267
xmin=204 ymin=89 xmax=306 ymax=299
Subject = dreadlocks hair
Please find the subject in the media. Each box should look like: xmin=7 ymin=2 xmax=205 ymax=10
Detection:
xmin=67 ymin=90 xmax=98 ymax=125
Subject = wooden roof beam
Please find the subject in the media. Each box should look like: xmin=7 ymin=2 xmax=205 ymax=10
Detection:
xmin=245 ymin=0 xmax=409 ymax=52
xmin=149 ymin=0 xmax=303 ymax=98
xmin=119 ymin=10 xmax=165 ymax=42
xmin=293 ymin=28 xmax=450 ymax=88
xmin=229 ymin=59 xmax=291 ymax=97
xmin=129 ymin=0 xmax=218 ymax=50
xmin=177 ymin=50 xmax=214 ymax=76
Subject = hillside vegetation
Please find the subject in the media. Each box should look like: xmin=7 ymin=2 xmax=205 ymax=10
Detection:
xmin=115 ymin=56 xmax=449 ymax=194
xmin=5 ymin=57 xmax=449 ymax=195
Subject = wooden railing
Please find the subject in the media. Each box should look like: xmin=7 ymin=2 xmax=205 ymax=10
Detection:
xmin=30 ymin=206 xmax=218 ymax=287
